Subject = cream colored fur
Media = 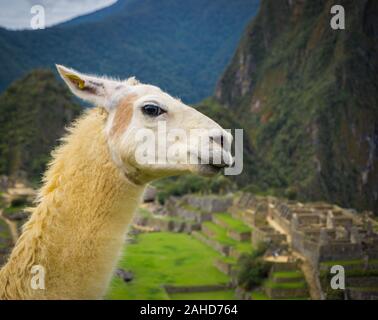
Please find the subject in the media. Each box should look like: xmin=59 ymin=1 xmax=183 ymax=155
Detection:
xmin=0 ymin=108 xmax=144 ymax=299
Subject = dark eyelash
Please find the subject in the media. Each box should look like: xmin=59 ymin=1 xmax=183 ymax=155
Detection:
xmin=142 ymin=104 xmax=166 ymax=117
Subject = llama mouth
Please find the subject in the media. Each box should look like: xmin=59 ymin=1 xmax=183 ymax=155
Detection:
xmin=193 ymin=154 xmax=230 ymax=176
xmin=192 ymin=155 xmax=232 ymax=177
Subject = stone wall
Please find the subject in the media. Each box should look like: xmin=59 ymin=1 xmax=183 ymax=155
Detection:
xmin=214 ymin=259 xmax=233 ymax=276
xmin=235 ymin=286 xmax=251 ymax=300
xmin=192 ymin=231 xmax=230 ymax=256
xmin=134 ymin=215 xmax=200 ymax=233
xmin=297 ymin=214 xmax=321 ymax=225
xmin=270 ymin=262 xmax=299 ymax=272
xmin=232 ymin=209 xmax=254 ymax=227
xmin=175 ymin=206 xmax=212 ymax=223
xmin=270 ymin=210 xmax=291 ymax=234
xmin=229 ymin=247 xmax=243 ymax=260
xmin=347 ymin=277 xmax=378 ymax=287
xmin=366 ymin=248 xmax=378 ymax=259
xmin=252 ymin=226 xmax=286 ymax=247
xmin=319 ymin=243 xmax=363 ymax=262
xmin=227 ymin=229 xmax=251 ymax=242
xmin=252 ymin=227 xmax=270 ymax=246
xmin=265 ymin=286 xmax=308 ymax=299
xmin=291 ymin=229 xmax=320 ymax=266
xmin=185 ymin=195 xmax=233 ymax=213
xmin=212 ymin=215 xmax=230 ymax=229
xmin=347 ymin=289 xmax=378 ymax=300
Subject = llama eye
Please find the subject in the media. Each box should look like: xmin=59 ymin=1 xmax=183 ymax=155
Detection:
xmin=142 ymin=104 xmax=165 ymax=117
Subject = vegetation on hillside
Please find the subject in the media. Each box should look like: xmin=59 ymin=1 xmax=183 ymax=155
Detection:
xmin=0 ymin=70 xmax=81 ymax=182
xmin=214 ymin=0 xmax=378 ymax=214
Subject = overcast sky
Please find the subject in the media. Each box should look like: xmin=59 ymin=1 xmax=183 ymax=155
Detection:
xmin=0 ymin=0 xmax=117 ymax=30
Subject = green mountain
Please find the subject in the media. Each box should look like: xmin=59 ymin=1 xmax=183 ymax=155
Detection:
xmin=0 ymin=70 xmax=81 ymax=182
xmin=207 ymin=0 xmax=378 ymax=214
xmin=0 ymin=0 xmax=260 ymax=103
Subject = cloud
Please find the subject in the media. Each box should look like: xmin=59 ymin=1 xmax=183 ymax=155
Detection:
xmin=0 ymin=0 xmax=117 ymax=30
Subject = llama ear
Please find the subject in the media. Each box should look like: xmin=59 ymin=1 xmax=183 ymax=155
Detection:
xmin=56 ymin=64 xmax=117 ymax=109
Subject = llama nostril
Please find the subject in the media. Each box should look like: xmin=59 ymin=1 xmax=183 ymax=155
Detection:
xmin=210 ymin=134 xmax=225 ymax=148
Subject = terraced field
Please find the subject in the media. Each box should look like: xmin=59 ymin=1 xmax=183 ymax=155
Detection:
xmin=106 ymin=232 xmax=233 ymax=300
xmin=214 ymin=213 xmax=252 ymax=233
xmin=198 ymin=214 xmax=253 ymax=257
xmin=251 ymin=269 xmax=310 ymax=300
xmin=107 ymin=205 xmax=313 ymax=300
xmin=106 ymin=207 xmax=256 ymax=300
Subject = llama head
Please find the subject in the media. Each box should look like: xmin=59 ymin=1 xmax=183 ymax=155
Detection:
xmin=57 ymin=65 xmax=233 ymax=184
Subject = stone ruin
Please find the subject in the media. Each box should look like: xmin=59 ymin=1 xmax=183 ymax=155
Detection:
xmin=235 ymin=193 xmax=378 ymax=300
xmin=127 ymin=189 xmax=378 ymax=299
xmin=270 ymin=202 xmax=378 ymax=266
xmin=133 ymin=193 xmax=234 ymax=233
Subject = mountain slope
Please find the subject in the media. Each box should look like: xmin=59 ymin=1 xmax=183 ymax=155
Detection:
xmin=0 ymin=70 xmax=82 ymax=182
xmin=214 ymin=0 xmax=378 ymax=213
xmin=58 ymin=0 xmax=130 ymax=27
xmin=0 ymin=0 xmax=260 ymax=103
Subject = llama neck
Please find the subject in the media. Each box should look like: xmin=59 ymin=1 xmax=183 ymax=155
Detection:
xmin=0 ymin=108 xmax=145 ymax=299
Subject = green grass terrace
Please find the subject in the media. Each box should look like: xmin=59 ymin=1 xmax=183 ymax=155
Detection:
xmin=214 ymin=213 xmax=252 ymax=233
xmin=106 ymin=232 xmax=233 ymax=300
xmin=201 ymin=221 xmax=252 ymax=255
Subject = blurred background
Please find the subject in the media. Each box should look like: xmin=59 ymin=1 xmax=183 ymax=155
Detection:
xmin=0 ymin=0 xmax=377 ymax=300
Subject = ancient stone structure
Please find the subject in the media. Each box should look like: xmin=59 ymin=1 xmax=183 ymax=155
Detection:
xmin=269 ymin=200 xmax=378 ymax=266
xmin=99 ymin=190 xmax=378 ymax=300
xmin=239 ymin=193 xmax=378 ymax=300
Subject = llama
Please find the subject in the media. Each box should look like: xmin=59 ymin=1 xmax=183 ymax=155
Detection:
xmin=0 ymin=65 xmax=233 ymax=299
